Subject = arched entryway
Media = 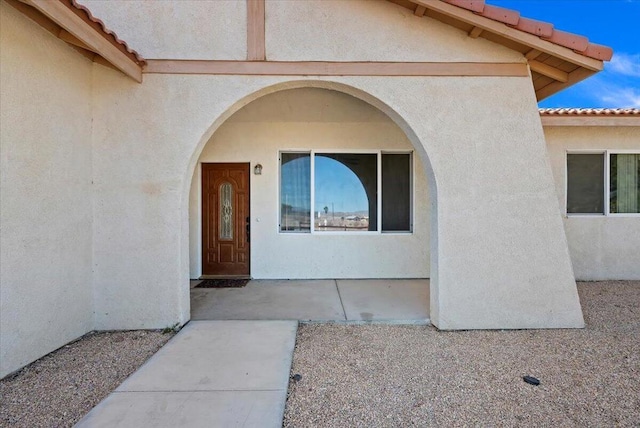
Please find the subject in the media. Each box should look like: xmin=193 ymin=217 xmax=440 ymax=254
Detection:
xmin=182 ymin=81 xmax=438 ymax=322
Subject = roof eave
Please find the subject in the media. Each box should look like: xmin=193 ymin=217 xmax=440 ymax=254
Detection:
xmin=399 ymin=0 xmax=608 ymax=101
xmin=413 ymin=0 xmax=604 ymax=71
xmin=17 ymin=0 xmax=143 ymax=82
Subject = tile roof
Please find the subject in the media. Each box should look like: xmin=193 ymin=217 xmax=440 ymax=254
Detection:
xmin=442 ymin=0 xmax=613 ymax=61
xmin=539 ymin=108 xmax=640 ymax=116
xmin=68 ymin=0 xmax=145 ymax=65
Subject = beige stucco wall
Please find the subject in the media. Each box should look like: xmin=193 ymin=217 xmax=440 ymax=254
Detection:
xmin=266 ymin=0 xmax=524 ymax=62
xmin=544 ymin=125 xmax=640 ymax=280
xmin=1 ymin=0 xmax=588 ymax=377
xmin=90 ymin=65 xmax=583 ymax=331
xmin=80 ymin=0 xmax=523 ymax=63
xmin=0 ymin=2 xmax=94 ymax=377
xmin=81 ymin=0 xmax=247 ymax=60
xmin=189 ymin=88 xmax=430 ymax=279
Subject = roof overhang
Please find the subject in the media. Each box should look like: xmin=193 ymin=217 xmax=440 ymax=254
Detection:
xmin=7 ymin=0 xmax=613 ymax=98
xmin=7 ymin=0 xmax=145 ymax=82
xmin=389 ymin=0 xmax=612 ymax=101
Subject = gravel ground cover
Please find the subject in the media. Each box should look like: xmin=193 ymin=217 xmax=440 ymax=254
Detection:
xmin=284 ymin=281 xmax=640 ymax=427
xmin=0 ymin=330 xmax=174 ymax=428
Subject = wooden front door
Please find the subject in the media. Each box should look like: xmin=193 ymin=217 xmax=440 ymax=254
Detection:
xmin=202 ymin=163 xmax=250 ymax=276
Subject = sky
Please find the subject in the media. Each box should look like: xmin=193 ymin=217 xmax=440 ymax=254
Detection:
xmin=490 ymin=0 xmax=640 ymax=108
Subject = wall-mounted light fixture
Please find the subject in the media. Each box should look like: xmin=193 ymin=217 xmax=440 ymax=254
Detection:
xmin=254 ymin=163 xmax=263 ymax=175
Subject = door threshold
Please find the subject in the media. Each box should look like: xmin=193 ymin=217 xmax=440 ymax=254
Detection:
xmin=199 ymin=275 xmax=252 ymax=280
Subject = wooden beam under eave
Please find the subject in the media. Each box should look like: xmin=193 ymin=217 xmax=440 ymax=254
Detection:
xmin=529 ymin=60 xmax=568 ymax=83
xmin=536 ymin=67 xmax=595 ymax=101
xmin=23 ymin=0 xmax=142 ymax=82
xmin=525 ymin=49 xmax=542 ymax=61
xmin=247 ymin=0 xmax=266 ymax=61
xmin=468 ymin=26 xmax=483 ymax=38
xmin=94 ymin=54 xmax=123 ymax=73
xmin=5 ymin=0 xmax=94 ymax=62
xmin=6 ymin=0 xmax=59 ymax=35
xmin=414 ymin=5 xmax=427 ymax=17
xmin=58 ymin=29 xmax=96 ymax=53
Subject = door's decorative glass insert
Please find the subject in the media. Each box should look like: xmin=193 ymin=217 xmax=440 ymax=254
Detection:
xmin=220 ymin=182 xmax=233 ymax=240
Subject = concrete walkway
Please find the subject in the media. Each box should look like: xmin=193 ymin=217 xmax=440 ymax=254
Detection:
xmin=76 ymin=280 xmax=427 ymax=427
xmin=191 ymin=279 xmax=430 ymax=323
xmin=75 ymin=321 xmax=297 ymax=428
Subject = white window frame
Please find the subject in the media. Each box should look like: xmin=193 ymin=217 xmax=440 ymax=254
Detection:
xmin=566 ymin=149 xmax=640 ymax=217
xmin=279 ymin=149 xmax=414 ymax=234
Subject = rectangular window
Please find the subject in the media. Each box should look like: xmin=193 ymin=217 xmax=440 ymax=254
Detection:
xmin=280 ymin=152 xmax=311 ymax=232
xmin=610 ymin=153 xmax=640 ymax=214
xmin=382 ymin=153 xmax=412 ymax=231
xmin=280 ymin=151 xmax=412 ymax=233
xmin=315 ymin=153 xmax=377 ymax=232
xmin=567 ymin=153 xmax=604 ymax=214
xmin=566 ymin=151 xmax=640 ymax=216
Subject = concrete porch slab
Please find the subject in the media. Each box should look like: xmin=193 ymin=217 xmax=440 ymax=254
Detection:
xmin=191 ymin=280 xmax=345 ymax=321
xmin=76 ymin=321 xmax=297 ymax=428
xmin=337 ymin=279 xmax=429 ymax=321
xmin=190 ymin=279 xmax=430 ymax=323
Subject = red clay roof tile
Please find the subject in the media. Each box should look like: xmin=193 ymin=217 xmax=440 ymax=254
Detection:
xmin=539 ymin=108 xmax=640 ymax=116
xmin=69 ymin=0 xmax=145 ymax=65
xmin=512 ymin=17 xmax=554 ymax=38
xmin=440 ymin=0 xmax=611 ymax=62
xmin=478 ymin=4 xmax=519 ymax=26
xmin=541 ymin=29 xmax=589 ymax=52
xmin=444 ymin=0 xmax=486 ymax=13
xmin=577 ymin=43 xmax=614 ymax=62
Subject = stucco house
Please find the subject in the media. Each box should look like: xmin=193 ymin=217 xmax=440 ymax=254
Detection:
xmin=1 ymin=0 xmax=638 ymax=378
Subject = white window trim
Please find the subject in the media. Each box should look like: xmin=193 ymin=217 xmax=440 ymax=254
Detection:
xmin=279 ymin=149 xmax=415 ymax=234
xmin=565 ymin=149 xmax=640 ymax=217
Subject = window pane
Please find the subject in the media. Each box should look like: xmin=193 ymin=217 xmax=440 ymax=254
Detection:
xmin=567 ymin=154 xmax=604 ymax=214
xmin=314 ymin=153 xmax=377 ymax=231
xmin=610 ymin=153 xmax=640 ymax=214
xmin=382 ymin=153 xmax=411 ymax=231
xmin=281 ymin=153 xmax=311 ymax=232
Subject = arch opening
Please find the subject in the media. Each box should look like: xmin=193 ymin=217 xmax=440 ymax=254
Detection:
xmin=182 ymin=80 xmax=439 ymax=322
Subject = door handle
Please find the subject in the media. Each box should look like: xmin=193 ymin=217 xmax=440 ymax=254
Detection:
xmin=246 ymin=217 xmax=250 ymax=243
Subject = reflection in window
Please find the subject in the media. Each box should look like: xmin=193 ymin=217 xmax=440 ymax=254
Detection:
xmin=280 ymin=151 xmax=412 ymax=233
xmin=314 ymin=154 xmax=377 ymax=232
xmin=280 ymin=153 xmax=311 ymax=232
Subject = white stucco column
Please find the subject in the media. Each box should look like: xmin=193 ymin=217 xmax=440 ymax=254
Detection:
xmin=351 ymin=76 xmax=584 ymax=329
